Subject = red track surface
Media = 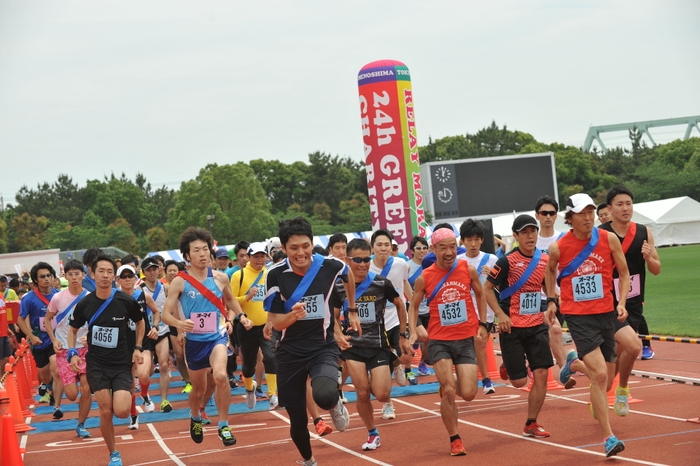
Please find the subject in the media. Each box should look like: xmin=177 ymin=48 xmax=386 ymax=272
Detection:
xmin=20 ymin=340 xmax=700 ymax=466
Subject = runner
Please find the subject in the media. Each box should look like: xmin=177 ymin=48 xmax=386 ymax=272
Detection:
xmin=545 ymin=193 xmax=629 ymax=457
xmin=407 ymin=236 xmax=430 ymax=377
xmin=264 ymin=217 xmax=360 ymax=466
xmin=408 ymin=225 xmax=488 ymax=456
xmin=68 ymin=254 xmax=146 ymax=466
xmin=485 ymin=215 xmax=553 ymax=437
xmin=334 ymin=238 xmax=411 ymax=451
xmin=161 ymin=226 xmax=252 ymax=447
xmin=44 ymin=259 xmax=92 ymax=437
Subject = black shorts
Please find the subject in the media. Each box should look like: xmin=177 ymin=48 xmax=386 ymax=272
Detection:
xmin=417 ymin=313 xmax=430 ymax=329
xmin=341 ymin=346 xmax=392 ymax=371
xmin=565 ymin=311 xmax=617 ymax=363
xmin=501 ymin=324 xmax=553 ymax=380
xmin=276 ymin=344 xmax=340 ymax=408
xmin=386 ymin=326 xmax=406 ymax=358
xmin=169 ymin=326 xmax=179 ymax=337
xmin=155 ymin=332 xmax=169 ymax=346
xmin=87 ymin=363 xmax=133 ymax=394
xmin=622 ymin=302 xmax=644 ymax=333
xmin=32 ymin=345 xmax=55 ymax=369
xmin=540 ymin=300 xmax=565 ymax=326
xmin=0 ymin=336 xmax=11 ymax=359
xmin=427 ymin=338 xmax=476 ymax=366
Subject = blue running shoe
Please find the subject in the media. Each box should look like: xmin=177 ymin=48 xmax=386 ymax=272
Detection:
xmin=641 ymin=346 xmax=654 ymax=360
xmin=559 ymin=351 xmax=578 ymax=386
xmin=604 ymin=435 xmax=625 ymax=457
xmin=406 ymin=372 xmax=418 ymax=385
xmin=109 ymin=450 xmax=123 ymax=466
xmin=417 ymin=362 xmax=430 ymax=376
xmin=76 ymin=423 xmax=91 ymax=438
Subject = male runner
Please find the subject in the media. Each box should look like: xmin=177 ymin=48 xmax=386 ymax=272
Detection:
xmin=162 ymin=227 xmax=252 ymax=447
xmin=334 ymin=238 xmax=411 ymax=451
xmin=546 ymin=193 xmax=629 ymax=457
xmin=485 ymin=215 xmax=553 ymax=437
xmin=44 ymin=260 xmax=92 ymax=437
xmin=68 ymin=255 xmax=145 ymax=466
xmin=408 ymin=225 xmax=488 ymax=456
xmin=407 ymin=236 xmax=430 ymax=377
xmin=265 ymin=217 xmax=360 ymax=466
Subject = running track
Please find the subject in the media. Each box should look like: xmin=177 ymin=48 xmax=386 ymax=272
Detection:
xmin=19 ymin=340 xmax=700 ymax=465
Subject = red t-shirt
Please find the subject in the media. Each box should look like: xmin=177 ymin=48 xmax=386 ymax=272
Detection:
xmin=557 ymin=229 xmax=615 ymax=316
xmin=423 ymin=260 xmax=478 ymax=340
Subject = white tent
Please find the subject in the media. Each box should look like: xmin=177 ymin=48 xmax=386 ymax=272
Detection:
xmin=632 ymin=196 xmax=700 ymax=246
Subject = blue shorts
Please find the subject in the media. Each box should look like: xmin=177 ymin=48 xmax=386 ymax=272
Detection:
xmin=184 ymin=335 xmax=229 ymax=371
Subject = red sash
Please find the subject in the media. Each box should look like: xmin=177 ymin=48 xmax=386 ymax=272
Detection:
xmin=34 ymin=291 xmax=51 ymax=306
xmin=177 ymin=271 xmax=227 ymax=318
xmin=620 ymin=222 xmax=637 ymax=254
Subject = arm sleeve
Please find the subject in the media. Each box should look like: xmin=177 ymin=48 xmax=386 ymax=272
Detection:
xmin=384 ymin=279 xmax=400 ymax=302
xmin=486 ymin=256 xmax=510 ymax=288
xmin=19 ymin=295 xmax=30 ymax=318
xmin=127 ymin=296 xmax=144 ymax=322
xmin=70 ymin=301 xmax=87 ymax=329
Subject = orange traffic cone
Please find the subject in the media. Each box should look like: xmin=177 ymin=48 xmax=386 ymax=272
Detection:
xmin=606 ymin=373 xmax=643 ymax=406
xmin=21 ymin=340 xmax=39 ymax=391
xmin=484 ymin=336 xmax=500 ymax=380
xmin=1 ymin=388 xmax=25 ymax=466
xmin=9 ymin=356 xmax=32 ymax=408
xmin=410 ymin=345 xmax=422 ymax=367
xmin=3 ymin=364 xmax=33 ymax=432
xmin=520 ymin=366 xmax=564 ymax=392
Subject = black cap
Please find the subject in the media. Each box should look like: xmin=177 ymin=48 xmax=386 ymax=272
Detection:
xmin=141 ymin=257 xmax=160 ymax=270
xmin=512 ymin=214 xmax=539 ymax=232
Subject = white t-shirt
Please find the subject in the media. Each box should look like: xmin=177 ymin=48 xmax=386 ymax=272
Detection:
xmin=46 ymin=288 xmax=90 ymax=348
xmin=406 ymin=260 xmax=429 ymax=316
xmin=370 ymin=257 xmax=408 ymax=330
xmin=537 ymin=230 xmax=564 ymax=299
xmin=457 ymin=251 xmax=498 ymax=322
xmin=141 ymin=282 xmax=170 ymax=337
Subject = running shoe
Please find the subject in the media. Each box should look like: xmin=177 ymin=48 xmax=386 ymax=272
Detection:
xmin=255 ymin=386 xmax=266 ymax=399
xmin=482 ymin=379 xmax=496 ymax=395
xmin=200 ymin=409 xmax=211 ymax=425
xmin=329 ymin=399 xmax=350 ymax=431
xmin=154 ymin=363 xmax=160 ymax=373
xmin=314 ymin=419 xmax=332 ymax=436
xmin=182 ymin=382 xmax=192 ymax=394
xmin=394 ymin=364 xmax=407 ymax=386
xmin=362 ymin=434 xmax=381 ymax=451
xmin=559 ymin=351 xmax=578 ymax=386
xmin=641 ymin=346 xmax=655 ymax=360
xmin=381 ymin=402 xmax=395 ymax=420
xmin=143 ymin=395 xmax=155 ymax=413
xmin=218 ymin=425 xmax=237 ymax=446
xmin=523 ymin=422 xmax=550 ymax=438
xmin=38 ymin=383 xmax=47 ymax=397
xmin=246 ymin=381 xmax=257 ymax=409
xmin=190 ymin=417 xmax=203 ymax=443
xmin=499 ymin=362 xmax=509 ymax=381
xmin=160 ymin=400 xmax=173 ymax=413
xmin=109 ymin=450 xmax=123 ymax=466
xmin=561 ymin=332 xmax=573 ymax=345
xmin=128 ymin=415 xmax=139 ymax=430
xmin=269 ymin=394 xmax=279 ymax=410
xmin=407 ymin=371 xmax=418 ymax=386
xmin=604 ymin=435 xmax=625 ymax=457
xmin=228 ymin=376 xmax=238 ymax=388
xmin=450 ymin=438 xmax=467 ymax=456
xmin=564 ymin=377 xmax=577 ymax=390
xmin=296 ymin=460 xmax=317 ymax=466
xmin=76 ymin=423 xmax=91 ymax=438
xmin=53 ymin=407 xmax=63 ymax=419
xmin=338 ymin=389 xmax=348 ymax=404
xmin=614 ymin=386 xmax=630 ymax=417
xmin=417 ymin=362 xmax=430 ymax=376
xmin=49 ymin=394 xmax=55 ymax=406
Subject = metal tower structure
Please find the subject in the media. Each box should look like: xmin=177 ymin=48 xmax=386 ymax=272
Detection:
xmin=583 ymin=115 xmax=700 ymax=153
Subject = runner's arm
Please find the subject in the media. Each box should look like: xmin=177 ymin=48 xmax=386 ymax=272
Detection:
xmin=608 ymin=233 xmax=630 ymax=309
xmin=342 ymin=268 xmax=362 ymax=337
xmin=643 ymin=226 xmax=661 ymax=275
xmin=544 ymin=242 xmax=560 ymax=326
xmin=161 ymin=277 xmax=187 ymax=330
xmin=407 ymin=276 xmax=424 ymax=346
xmin=221 ymin=274 xmax=252 ymax=330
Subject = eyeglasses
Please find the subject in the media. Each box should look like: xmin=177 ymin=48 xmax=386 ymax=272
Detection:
xmin=348 ymin=257 xmax=372 ymax=263
xmin=119 ymin=274 xmax=136 ymax=279
xmin=413 ymin=246 xmax=428 ymax=251
xmin=38 ymin=274 xmax=53 ymax=279
xmin=538 ymin=211 xmax=557 ymax=217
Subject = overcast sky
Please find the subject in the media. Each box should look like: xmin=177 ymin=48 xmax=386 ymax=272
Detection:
xmin=1 ymin=0 xmax=698 ymax=206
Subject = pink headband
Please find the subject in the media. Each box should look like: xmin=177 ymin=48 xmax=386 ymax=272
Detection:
xmin=431 ymin=228 xmax=456 ymax=246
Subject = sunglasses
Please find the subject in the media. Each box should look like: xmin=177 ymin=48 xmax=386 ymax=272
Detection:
xmin=413 ymin=246 xmax=428 ymax=251
xmin=348 ymin=257 xmax=372 ymax=263
xmin=38 ymin=273 xmax=53 ymax=279
xmin=119 ymin=274 xmax=136 ymax=279
xmin=538 ymin=210 xmax=557 ymax=217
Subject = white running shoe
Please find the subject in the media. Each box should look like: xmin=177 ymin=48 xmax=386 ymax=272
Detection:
xmin=269 ymin=394 xmax=279 ymax=410
xmin=381 ymin=402 xmax=395 ymax=420
xmin=362 ymin=434 xmax=381 ymax=451
xmin=394 ymin=364 xmax=407 ymax=386
xmin=128 ymin=415 xmax=139 ymax=430
xmin=143 ymin=395 xmax=155 ymax=413
xmin=246 ymin=381 xmax=257 ymax=409
xmin=328 ymin=398 xmax=350 ymax=432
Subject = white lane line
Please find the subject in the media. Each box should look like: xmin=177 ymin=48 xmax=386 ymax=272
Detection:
xmin=544 ymin=392 xmax=689 ymax=422
xmin=392 ymin=397 xmax=669 ymax=466
xmin=146 ymin=422 xmax=187 ymax=466
xmin=269 ymin=409 xmax=393 ymax=466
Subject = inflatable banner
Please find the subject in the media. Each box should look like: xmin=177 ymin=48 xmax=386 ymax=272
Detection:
xmin=357 ymin=60 xmax=429 ymax=255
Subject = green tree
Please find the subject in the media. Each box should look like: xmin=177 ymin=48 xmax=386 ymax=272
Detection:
xmin=14 ymin=174 xmax=85 ymax=224
xmin=249 ymin=159 xmax=310 ymax=215
xmin=145 ymin=227 xmax=168 ymax=252
xmin=105 ymin=218 xmax=138 ymax=253
xmin=11 ymin=213 xmax=48 ymax=251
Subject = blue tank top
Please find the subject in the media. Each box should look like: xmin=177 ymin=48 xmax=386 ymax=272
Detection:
xmin=179 ymin=268 xmax=226 ymax=342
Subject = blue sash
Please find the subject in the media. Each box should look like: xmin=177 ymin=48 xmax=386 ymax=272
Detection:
xmin=426 ymin=260 xmax=458 ymax=305
xmin=380 ymin=256 xmax=394 ymax=278
xmin=88 ymin=289 xmax=117 ymax=326
xmin=247 ymin=270 xmax=265 ymax=294
xmin=56 ymin=290 xmax=87 ymax=325
xmin=283 ymin=254 xmax=325 ymax=313
xmin=477 ymin=253 xmax=491 ymax=274
xmin=343 ymin=272 xmax=376 ymax=312
xmin=557 ymin=228 xmax=599 ymax=286
xmin=499 ymin=249 xmax=542 ymax=299
xmin=151 ymin=282 xmax=162 ymax=302
xmin=408 ymin=263 xmax=422 ymax=286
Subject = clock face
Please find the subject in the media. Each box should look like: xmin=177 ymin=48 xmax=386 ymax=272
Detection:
xmin=437 ymin=188 xmax=453 ymax=204
xmin=434 ymin=166 xmax=451 ymax=183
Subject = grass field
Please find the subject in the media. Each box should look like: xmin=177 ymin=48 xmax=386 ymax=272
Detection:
xmin=643 ymin=243 xmax=700 ymax=337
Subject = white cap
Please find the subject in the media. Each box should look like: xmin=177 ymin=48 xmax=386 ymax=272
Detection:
xmin=248 ymin=242 xmax=267 ymax=255
xmin=566 ymin=193 xmax=597 ymax=213
xmin=116 ymin=264 xmax=136 ymax=277
xmin=267 ymin=237 xmax=281 ymax=254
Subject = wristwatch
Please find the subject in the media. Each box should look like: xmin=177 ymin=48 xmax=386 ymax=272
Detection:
xmin=546 ymin=297 xmax=558 ymax=305
xmin=400 ymin=330 xmax=410 ymax=339
xmin=479 ymin=322 xmax=489 ymax=329
xmin=134 ymin=346 xmax=144 ymax=351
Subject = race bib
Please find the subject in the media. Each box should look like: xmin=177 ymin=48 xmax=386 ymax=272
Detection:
xmin=252 ymin=285 xmax=265 ymax=302
xmin=39 ymin=315 xmax=57 ymax=332
xmin=613 ymin=274 xmax=641 ymax=300
xmin=191 ymin=312 xmax=218 ymax=334
xmin=519 ymin=292 xmax=540 ymax=315
xmin=357 ymin=302 xmax=376 ymax=324
xmin=300 ymin=294 xmax=324 ymax=320
xmin=92 ymin=325 xmax=118 ymax=349
xmin=438 ymin=300 xmax=467 ymax=326
xmin=572 ymin=274 xmax=604 ymax=302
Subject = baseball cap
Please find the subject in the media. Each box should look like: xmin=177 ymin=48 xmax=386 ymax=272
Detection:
xmin=566 ymin=193 xmax=597 ymax=213
xmin=267 ymin=237 xmax=281 ymax=254
xmin=215 ymin=248 xmax=230 ymax=259
xmin=248 ymin=242 xmax=267 ymax=255
xmin=512 ymin=214 xmax=539 ymax=232
xmin=116 ymin=264 xmax=136 ymax=277
xmin=141 ymin=257 xmax=159 ymax=270
xmin=391 ymin=239 xmax=399 ymax=248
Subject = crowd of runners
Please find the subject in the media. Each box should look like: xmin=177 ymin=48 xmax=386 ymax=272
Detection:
xmin=0 ymin=184 xmax=662 ymax=465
